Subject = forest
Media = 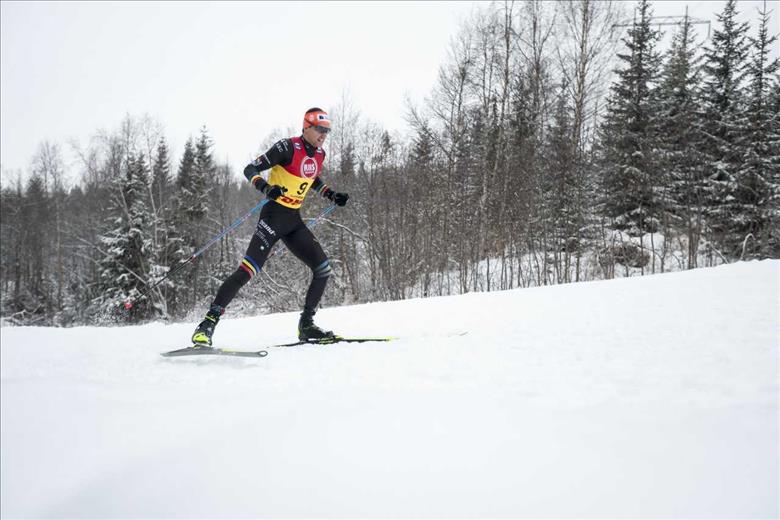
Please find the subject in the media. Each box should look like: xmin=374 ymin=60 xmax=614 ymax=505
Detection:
xmin=1 ymin=0 xmax=777 ymax=326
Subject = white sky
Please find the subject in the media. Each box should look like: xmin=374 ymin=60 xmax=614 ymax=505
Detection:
xmin=1 ymin=1 xmax=483 ymax=179
xmin=1 ymin=1 xmax=777 ymax=183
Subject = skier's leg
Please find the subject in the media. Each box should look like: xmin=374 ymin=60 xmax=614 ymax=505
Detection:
xmin=191 ymin=214 xmax=281 ymax=345
xmin=213 ymin=213 xmax=279 ymax=309
xmin=283 ymin=225 xmax=330 ymax=315
xmin=282 ymin=225 xmax=333 ymax=339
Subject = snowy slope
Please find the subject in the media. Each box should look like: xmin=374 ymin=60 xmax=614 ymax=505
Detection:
xmin=1 ymin=261 xmax=778 ymax=518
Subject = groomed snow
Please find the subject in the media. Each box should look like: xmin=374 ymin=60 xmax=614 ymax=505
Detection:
xmin=1 ymin=261 xmax=778 ymax=518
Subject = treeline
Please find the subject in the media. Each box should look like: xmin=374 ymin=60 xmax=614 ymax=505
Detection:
xmin=1 ymin=0 xmax=778 ymax=326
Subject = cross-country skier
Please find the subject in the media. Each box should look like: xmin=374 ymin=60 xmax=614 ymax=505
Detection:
xmin=191 ymin=107 xmax=349 ymax=347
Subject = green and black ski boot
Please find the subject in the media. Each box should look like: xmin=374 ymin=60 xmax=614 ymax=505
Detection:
xmin=191 ymin=305 xmax=223 ymax=347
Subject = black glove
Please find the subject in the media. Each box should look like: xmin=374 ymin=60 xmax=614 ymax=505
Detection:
xmin=328 ymin=191 xmax=349 ymax=207
xmin=262 ymin=184 xmax=287 ymax=200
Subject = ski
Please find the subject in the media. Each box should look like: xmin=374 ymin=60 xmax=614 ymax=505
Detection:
xmin=268 ymin=336 xmax=396 ymax=348
xmin=161 ymin=346 xmax=268 ymax=358
xmin=161 ymin=337 xmax=393 ymax=358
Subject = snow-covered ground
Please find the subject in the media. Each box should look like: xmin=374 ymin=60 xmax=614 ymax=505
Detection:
xmin=1 ymin=261 xmax=778 ymax=518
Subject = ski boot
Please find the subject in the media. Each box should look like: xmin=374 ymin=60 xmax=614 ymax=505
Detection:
xmin=298 ymin=311 xmax=335 ymax=342
xmin=191 ymin=305 xmax=223 ymax=347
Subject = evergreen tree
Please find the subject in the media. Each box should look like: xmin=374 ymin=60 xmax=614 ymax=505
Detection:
xmin=170 ymin=137 xmax=201 ymax=251
xmin=16 ymin=174 xmax=50 ymax=319
xmin=168 ymin=131 xmax=212 ymax=310
xmin=94 ymin=154 xmax=156 ymax=321
xmin=410 ymin=122 xmax=436 ymax=169
xmin=406 ymin=122 xmax=439 ymax=295
xmin=339 ymin=141 xmax=356 ymax=177
xmin=192 ymin=127 xmax=217 ymax=297
xmin=173 ymin=130 xmax=212 ymax=231
xmin=543 ymin=82 xmax=581 ymax=280
xmin=599 ymin=0 xmax=663 ymax=235
xmin=150 ymin=136 xmax=174 ymax=277
xmin=193 ymin=126 xmax=215 ymax=222
xmin=0 ymin=179 xmax=21 ymax=317
xmin=151 ymin=136 xmax=171 ymax=212
xmin=699 ymin=0 xmax=751 ymax=256
xmin=148 ymin=137 xmax=182 ymax=319
xmin=737 ymin=2 xmax=780 ymax=257
xmin=174 ymin=137 xmax=196 ymax=223
xmin=165 ymin=137 xmax=197 ymax=312
xmin=656 ymin=14 xmax=705 ymax=266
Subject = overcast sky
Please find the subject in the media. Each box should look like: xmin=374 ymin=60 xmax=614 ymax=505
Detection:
xmin=1 ymin=1 xmax=777 ymax=183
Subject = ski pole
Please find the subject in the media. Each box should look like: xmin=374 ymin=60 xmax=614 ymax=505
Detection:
xmin=123 ymin=198 xmax=270 ymax=310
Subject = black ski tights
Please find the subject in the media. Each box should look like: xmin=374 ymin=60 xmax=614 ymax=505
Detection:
xmin=211 ymin=202 xmax=331 ymax=314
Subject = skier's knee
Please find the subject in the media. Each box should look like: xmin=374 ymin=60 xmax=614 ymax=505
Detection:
xmin=312 ymin=259 xmax=331 ymax=279
xmin=236 ymin=255 xmax=261 ymax=282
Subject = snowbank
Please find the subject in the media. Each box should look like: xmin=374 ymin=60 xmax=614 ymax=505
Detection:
xmin=1 ymin=261 xmax=777 ymax=518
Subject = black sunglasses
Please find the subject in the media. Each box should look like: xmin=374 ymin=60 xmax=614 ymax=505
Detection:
xmin=311 ymin=125 xmax=331 ymax=134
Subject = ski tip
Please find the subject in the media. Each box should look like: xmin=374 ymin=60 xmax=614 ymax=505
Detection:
xmin=161 ymin=346 xmax=268 ymax=358
xmin=330 ymin=336 xmax=398 ymax=343
xmin=160 ymin=345 xmax=210 ymax=357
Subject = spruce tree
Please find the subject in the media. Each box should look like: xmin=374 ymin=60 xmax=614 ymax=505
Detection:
xmin=174 ymin=137 xmax=196 ymax=224
xmin=18 ymin=174 xmax=50 ymax=319
xmin=699 ymin=0 xmax=751 ymax=256
xmin=656 ymin=14 xmax=705 ymax=267
xmin=168 ymin=131 xmax=212 ymax=310
xmin=151 ymin=136 xmax=171 ymax=212
xmin=193 ymin=126 xmax=215 ymax=225
xmin=598 ymin=0 xmax=663 ymax=235
xmin=166 ymin=137 xmax=197 ymax=312
xmin=95 ymin=154 xmax=157 ymax=321
xmin=170 ymin=137 xmax=201 ymax=249
xmin=541 ymin=85 xmax=576 ymax=281
xmin=737 ymin=2 xmax=780 ymax=257
xmin=0 ymin=179 xmax=21 ymax=317
xmin=150 ymin=136 xmax=173 ymax=270
xmin=148 ymin=137 xmax=182 ymax=318
xmin=192 ymin=127 xmax=216 ymax=299
xmin=340 ymin=142 xmax=357 ymax=177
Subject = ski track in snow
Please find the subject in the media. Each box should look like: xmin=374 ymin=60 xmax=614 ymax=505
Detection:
xmin=1 ymin=260 xmax=778 ymax=518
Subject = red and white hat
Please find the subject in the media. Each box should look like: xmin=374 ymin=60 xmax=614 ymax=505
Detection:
xmin=303 ymin=108 xmax=331 ymax=130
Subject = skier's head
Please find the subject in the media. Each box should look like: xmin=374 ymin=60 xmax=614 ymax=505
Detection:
xmin=302 ymin=107 xmax=331 ymax=148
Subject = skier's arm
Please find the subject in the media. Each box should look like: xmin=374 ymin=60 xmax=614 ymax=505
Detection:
xmin=311 ymin=177 xmax=349 ymax=206
xmin=243 ymin=139 xmax=294 ymax=192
